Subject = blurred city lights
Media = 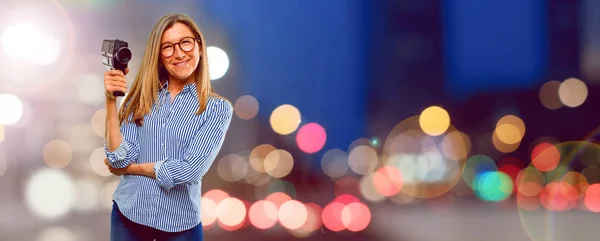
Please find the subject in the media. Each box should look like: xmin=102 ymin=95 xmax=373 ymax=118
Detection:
xmin=0 ymin=1 xmax=598 ymax=240
xmin=248 ymin=200 xmax=278 ymax=230
xmin=584 ymin=184 xmax=600 ymax=212
xmin=43 ymin=139 xmax=73 ymax=169
xmin=372 ymin=165 xmax=404 ymax=197
xmin=359 ymin=173 xmax=386 ymax=202
xmin=270 ymin=104 xmax=301 ymax=135
xmin=25 ymin=169 xmax=75 ymax=220
xmin=90 ymin=109 xmax=106 ymax=137
xmin=540 ymin=181 xmax=578 ymax=211
xmin=441 ymin=131 xmax=471 ymax=161
xmin=321 ymin=202 xmax=346 ymax=232
xmin=495 ymin=115 xmax=525 ymax=145
xmin=35 ymin=226 xmax=76 ymax=241
xmin=558 ymin=77 xmax=588 ymax=107
xmin=249 ymin=144 xmax=276 ymax=173
xmin=278 ymin=200 xmax=307 ymax=230
xmin=290 ymin=203 xmax=322 ymax=237
xmin=539 ymin=80 xmax=564 ymax=110
xmin=348 ymin=145 xmax=378 ymax=175
xmin=233 ymin=95 xmax=259 ymax=120
xmin=31 ymin=34 xmax=62 ymax=65
xmin=89 ymin=148 xmax=111 ymax=177
xmin=201 ymin=197 xmax=218 ymax=227
xmin=473 ymin=171 xmax=513 ymax=202
xmin=419 ymin=106 xmax=451 ymax=136
xmin=516 ymin=167 xmax=545 ymax=197
xmin=263 ymin=149 xmax=294 ymax=178
xmin=348 ymin=138 xmax=375 ymax=153
xmin=462 ymin=155 xmax=497 ymax=190
xmin=530 ymin=142 xmax=560 ymax=172
xmin=296 ymin=123 xmax=327 ymax=154
xmin=1 ymin=22 xmax=62 ymax=65
xmin=1 ymin=23 xmax=41 ymax=59
xmin=217 ymin=154 xmax=248 ymax=182
xmin=207 ymin=46 xmax=230 ymax=80
xmin=321 ymin=148 xmax=350 ymax=178
xmin=0 ymin=94 xmax=24 ymax=125
xmin=341 ymin=202 xmax=371 ymax=232
xmin=217 ymin=197 xmax=247 ymax=228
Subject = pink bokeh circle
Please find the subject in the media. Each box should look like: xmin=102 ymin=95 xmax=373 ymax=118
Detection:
xmin=296 ymin=123 xmax=327 ymax=154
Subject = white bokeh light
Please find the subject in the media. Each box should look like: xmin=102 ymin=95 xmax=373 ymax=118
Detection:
xmin=207 ymin=46 xmax=230 ymax=80
xmin=35 ymin=226 xmax=76 ymax=241
xmin=1 ymin=22 xmax=62 ymax=65
xmin=25 ymin=169 xmax=75 ymax=220
xmin=0 ymin=94 xmax=24 ymax=125
xmin=90 ymin=148 xmax=111 ymax=177
xmin=1 ymin=23 xmax=42 ymax=59
xmin=30 ymin=34 xmax=62 ymax=65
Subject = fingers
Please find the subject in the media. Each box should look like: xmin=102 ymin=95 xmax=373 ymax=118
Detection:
xmin=105 ymin=77 xmax=127 ymax=89
xmin=104 ymin=70 xmax=128 ymax=95
xmin=105 ymin=69 xmax=125 ymax=77
xmin=104 ymin=159 xmax=123 ymax=176
xmin=105 ymin=68 xmax=131 ymax=77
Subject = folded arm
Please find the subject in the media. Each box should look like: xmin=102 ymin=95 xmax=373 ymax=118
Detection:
xmin=104 ymin=99 xmax=139 ymax=169
xmin=128 ymin=99 xmax=233 ymax=191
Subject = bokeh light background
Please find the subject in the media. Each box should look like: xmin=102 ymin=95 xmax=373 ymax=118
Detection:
xmin=0 ymin=0 xmax=599 ymax=240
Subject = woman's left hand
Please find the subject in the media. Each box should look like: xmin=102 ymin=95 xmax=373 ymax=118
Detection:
xmin=104 ymin=159 xmax=131 ymax=176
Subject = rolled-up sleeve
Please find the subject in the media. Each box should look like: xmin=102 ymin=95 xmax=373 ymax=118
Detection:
xmin=104 ymin=113 xmax=140 ymax=169
xmin=154 ymin=99 xmax=233 ymax=191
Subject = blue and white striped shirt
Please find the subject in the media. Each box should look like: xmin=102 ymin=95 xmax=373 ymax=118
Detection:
xmin=104 ymin=82 xmax=233 ymax=232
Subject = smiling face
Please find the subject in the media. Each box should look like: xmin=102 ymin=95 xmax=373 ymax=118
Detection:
xmin=159 ymin=22 xmax=202 ymax=83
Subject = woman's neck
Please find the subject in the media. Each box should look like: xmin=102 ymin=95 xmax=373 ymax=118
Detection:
xmin=167 ymin=77 xmax=194 ymax=93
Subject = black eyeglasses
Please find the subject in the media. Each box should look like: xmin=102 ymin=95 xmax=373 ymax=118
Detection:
xmin=160 ymin=37 xmax=199 ymax=58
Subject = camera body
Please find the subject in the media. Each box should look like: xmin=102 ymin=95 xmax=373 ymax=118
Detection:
xmin=101 ymin=39 xmax=132 ymax=96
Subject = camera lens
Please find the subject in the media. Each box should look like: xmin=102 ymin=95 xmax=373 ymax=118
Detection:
xmin=115 ymin=47 xmax=132 ymax=64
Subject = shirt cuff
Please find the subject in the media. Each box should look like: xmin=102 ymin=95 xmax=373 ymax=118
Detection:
xmin=104 ymin=141 xmax=130 ymax=169
xmin=154 ymin=159 xmax=174 ymax=191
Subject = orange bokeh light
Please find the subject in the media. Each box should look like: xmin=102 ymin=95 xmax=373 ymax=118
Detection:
xmin=584 ymin=184 xmax=600 ymax=212
xmin=531 ymin=143 xmax=560 ymax=172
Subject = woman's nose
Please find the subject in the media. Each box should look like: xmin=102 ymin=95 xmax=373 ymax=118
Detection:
xmin=173 ymin=47 xmax=185 ymax=59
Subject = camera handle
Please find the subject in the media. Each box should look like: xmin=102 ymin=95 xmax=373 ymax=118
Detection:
xmin=110 ymin=67 xmax=126 ymax=97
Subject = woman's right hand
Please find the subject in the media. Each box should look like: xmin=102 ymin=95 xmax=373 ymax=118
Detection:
xmin=104 ymin=68 xmax=130 ymax=100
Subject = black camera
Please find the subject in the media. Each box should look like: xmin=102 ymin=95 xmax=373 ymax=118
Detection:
xmin=101 ymin=39 xmax=132 ymax=97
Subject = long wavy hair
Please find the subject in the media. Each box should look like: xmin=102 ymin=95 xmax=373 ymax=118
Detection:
xmin=118 ymin=13 xmax=215 ymax=125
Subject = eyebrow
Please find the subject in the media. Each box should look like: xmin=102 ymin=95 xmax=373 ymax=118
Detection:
xmin=161 ymin=36 xmax=196 ymax=45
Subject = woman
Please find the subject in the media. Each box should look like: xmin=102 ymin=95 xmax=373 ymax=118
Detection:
xmin=103 ymin=13 xmax=233 ymax=241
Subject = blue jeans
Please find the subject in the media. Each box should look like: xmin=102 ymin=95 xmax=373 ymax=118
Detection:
xmin=110 ymin=201 xmax=203 ymax=241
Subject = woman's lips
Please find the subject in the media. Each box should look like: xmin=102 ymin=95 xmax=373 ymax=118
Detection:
xmin=173 ymin=60 xmax=188 ymax=67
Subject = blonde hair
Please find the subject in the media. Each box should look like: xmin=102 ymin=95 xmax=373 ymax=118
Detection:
xmin=119 ymin=13 xmax=217 ymax=125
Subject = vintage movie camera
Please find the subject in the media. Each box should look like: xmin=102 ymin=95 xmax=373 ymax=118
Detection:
xmin=101 ymin=39 xmax=132 ymax=97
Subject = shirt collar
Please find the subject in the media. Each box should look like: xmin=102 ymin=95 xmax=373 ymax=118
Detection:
xmin=159 ymin=81 xmax=198 ymax=97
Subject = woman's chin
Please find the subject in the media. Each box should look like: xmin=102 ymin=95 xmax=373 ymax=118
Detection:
xmin=169 ymin=72 xmax=194 ymax=82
